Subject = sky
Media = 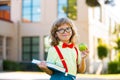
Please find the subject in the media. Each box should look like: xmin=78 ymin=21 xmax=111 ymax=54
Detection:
xmin=109 ymin=0 xmax=120 ymax=22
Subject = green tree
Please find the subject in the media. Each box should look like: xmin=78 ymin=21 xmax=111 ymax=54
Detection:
xmin=86 ymin=0 xmax=100 ymax=7
xmin=97 ymin=44 xmax=108 ymax=60
xmin=114 ymin=38 xmax=120 ymax=52
xmin=85 ymin=0 xmax=115 ymax=7
xmin=96 ymin=39 xmax=109 ymax=74
xmin=63 ymin=0 xmax=77 ymax=20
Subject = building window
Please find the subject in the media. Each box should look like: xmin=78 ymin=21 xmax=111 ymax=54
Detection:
xmin=22 ymin=0 xmax=41 ymax=22
xmin=58 ymin=0 xmax=77 ymax=20
xmin=22 ymin=37 xmax=39 ymax=62
xmin=0 ymin=36 xmax=2 ymax=59
xmin=0 ymin=4 xmax=10 ymax=20
xmin=6 ymin=37 xmax=12 ymax=59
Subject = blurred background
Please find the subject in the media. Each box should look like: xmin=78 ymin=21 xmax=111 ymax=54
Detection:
xmin=0 ymin=0 xmax=120 ymax=77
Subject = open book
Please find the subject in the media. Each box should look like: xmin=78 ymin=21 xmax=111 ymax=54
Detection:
xmin=32 ymin=59 xmax=65 ymax=73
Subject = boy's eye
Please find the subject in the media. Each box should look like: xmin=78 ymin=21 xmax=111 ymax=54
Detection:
xmin=66 ymin=27 xmax=71 ymax=30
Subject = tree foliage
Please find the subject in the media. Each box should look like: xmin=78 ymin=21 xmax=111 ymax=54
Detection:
xmin=97 ymin=39 xmax=108 ymax=60
xmin=97 ymin=45 xmax=108 ymax=60
xmin=114 ymin=38 xmax=120 ymax=51
xmin=86 ymin=0 xmax=115 ymax=7
xmin=86 ymin=0 xmax=100 ymax=7
xmin=63 ymin=0 xmax=77 ymax=20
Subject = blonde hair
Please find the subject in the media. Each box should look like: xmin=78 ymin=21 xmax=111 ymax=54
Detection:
xmin=50 ymin=17 xmax=78 ymax=46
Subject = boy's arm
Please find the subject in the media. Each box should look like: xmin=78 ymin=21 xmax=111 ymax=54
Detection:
xmin=37 ymin=61 xmax=53 ymax=75
xmin=77 ymin=58 xmax=86 ymax=73
xmin=77 ymin=49 xmax=89 ymax=73
xmin=40 ymin=66 xmax=53 ymax=75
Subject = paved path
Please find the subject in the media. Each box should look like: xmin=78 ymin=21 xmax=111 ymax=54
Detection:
xmin=0 ymin=72 xmax=119 ymax=80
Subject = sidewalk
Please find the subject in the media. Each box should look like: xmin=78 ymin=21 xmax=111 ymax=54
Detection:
xmin=76 ymin=74 xmax=120 ymax=80
xmin=0 ymin=71 xmax=119 ymax=80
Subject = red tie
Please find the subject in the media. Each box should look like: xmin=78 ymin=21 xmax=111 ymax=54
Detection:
xmin=62 ymin=43 xmax=74 ymax=48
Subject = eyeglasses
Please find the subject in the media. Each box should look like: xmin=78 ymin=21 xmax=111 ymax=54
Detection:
xmin=56 ymin=27 xmax=72 ymax=34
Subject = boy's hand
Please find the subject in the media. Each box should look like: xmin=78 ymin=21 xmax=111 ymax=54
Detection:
xmin=37 ymin=61 xmax=47 ymax=69
xmin=81 ymin=48 xmax=89 ymax=59
xmin=78 ymin=43 xmax=89 ymax=59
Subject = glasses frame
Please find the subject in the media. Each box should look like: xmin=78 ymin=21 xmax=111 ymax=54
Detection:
xmin=56 ymin=27 xmax=72 ymax=34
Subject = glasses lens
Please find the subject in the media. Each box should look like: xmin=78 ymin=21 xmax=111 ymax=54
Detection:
xmin=66 ymin=27 xmax=72 ymax=33
xmin=57 ymin=29 xmax=65 ymax=34
xmin=57 ymin=27 xmax=72 ymax=34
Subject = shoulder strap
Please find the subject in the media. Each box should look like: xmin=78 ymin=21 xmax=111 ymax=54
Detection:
xmin=74 ymin=47 xmax=78 ymax=64
xmin=54 ymin=46 xmax=68 ymax=73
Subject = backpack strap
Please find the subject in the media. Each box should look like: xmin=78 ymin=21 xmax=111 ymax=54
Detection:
xmin=54 ymin=46 xmax=68 ymax=75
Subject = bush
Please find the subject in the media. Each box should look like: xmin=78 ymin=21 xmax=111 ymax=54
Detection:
xmin=3 ymin=60 xmax=21 ymax=71
xmin=3 ymin=60 xmax=42 ymax=71
xmin=20 ymin=62 xmax=42 ymax=71
xmin=108 ymin=61 xmax=120 ymax=74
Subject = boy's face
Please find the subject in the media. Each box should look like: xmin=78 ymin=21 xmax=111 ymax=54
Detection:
xmin=56 ymin=24 xmax=72 ymax=43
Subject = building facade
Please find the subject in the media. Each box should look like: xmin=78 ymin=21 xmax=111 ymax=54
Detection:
xmin=0 ymin=0 xmax=119 ymax=73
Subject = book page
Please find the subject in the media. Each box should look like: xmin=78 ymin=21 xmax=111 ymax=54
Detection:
xmin=32 ymin=59 xmax=65 ymax=73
